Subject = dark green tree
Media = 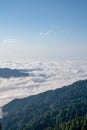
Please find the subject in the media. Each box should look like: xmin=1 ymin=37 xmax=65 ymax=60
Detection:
xmin=0 ymin=123 xmax=2 ymax=130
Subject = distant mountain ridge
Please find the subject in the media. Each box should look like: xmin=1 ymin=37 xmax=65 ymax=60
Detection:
xmin=1 ymin=79 xmax=87 ymax=130
xmin=0 ymin=68 xmax=29 ymax=78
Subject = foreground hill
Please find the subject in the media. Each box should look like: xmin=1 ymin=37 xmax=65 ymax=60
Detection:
xmin=1 ymin=79 xmax=87 ymax=130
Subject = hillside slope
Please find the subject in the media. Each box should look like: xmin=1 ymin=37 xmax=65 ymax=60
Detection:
xmin=1 ymin=79 xmax=87 ymax=130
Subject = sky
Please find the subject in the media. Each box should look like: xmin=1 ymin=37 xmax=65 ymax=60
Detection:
xmin=0 ymin=0 xmax=87 ymax=61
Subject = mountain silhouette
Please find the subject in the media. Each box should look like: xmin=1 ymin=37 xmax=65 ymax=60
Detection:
xmin=0 ymin=68 xmax=29 ymax=78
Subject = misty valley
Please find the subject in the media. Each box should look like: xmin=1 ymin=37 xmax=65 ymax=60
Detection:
xmin=0 ymin=61 xmax=87 ymax=130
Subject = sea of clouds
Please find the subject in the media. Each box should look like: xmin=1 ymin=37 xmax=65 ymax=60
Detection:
xmin=0 ymin=60 xmax=87 ymax=110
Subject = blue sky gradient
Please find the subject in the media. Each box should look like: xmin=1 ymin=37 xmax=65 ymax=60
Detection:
xmin=0 ymin=0 xmax=87 ymax=61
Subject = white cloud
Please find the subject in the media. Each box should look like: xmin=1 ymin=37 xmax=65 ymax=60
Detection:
xmin=3 ymin=39 xmax=16 ymax=43
xmin=40 ymin=31 xmax=53 ymax=37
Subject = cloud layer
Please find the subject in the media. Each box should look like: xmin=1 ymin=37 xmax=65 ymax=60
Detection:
xmin=0 ymin=60 xmax=87 ymax=110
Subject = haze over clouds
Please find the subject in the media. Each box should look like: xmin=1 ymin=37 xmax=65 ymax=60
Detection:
xmin=0 ymin=60 xmax=87 ymax=108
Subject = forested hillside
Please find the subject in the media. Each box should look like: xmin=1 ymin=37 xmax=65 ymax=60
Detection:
xmin=1 ymin=79 xmax=87 ymax=130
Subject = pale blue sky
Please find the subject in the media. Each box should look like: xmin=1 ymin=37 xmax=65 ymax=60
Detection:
xmin=0 ymin=0 xmax=87 ymax=61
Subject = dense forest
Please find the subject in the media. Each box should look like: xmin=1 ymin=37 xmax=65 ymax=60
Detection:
xmin=1 ymin=79 xmax=87 ymax=130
